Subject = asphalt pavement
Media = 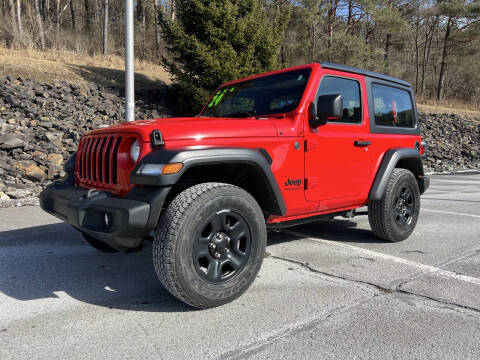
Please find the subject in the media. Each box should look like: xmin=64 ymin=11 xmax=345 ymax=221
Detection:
xmin=1 ymin=173 xmax=479 ymax=359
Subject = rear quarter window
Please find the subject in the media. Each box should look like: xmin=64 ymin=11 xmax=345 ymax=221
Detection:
xmin=372 ymin=84 xmax=414 ymax=128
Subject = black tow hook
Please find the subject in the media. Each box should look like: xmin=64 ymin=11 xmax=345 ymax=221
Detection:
xmin=84 ymin=189 xmax=102 ymax=199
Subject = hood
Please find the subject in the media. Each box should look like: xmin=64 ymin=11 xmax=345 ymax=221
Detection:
xmin=88 ymin=117 xmax=278 ymax=142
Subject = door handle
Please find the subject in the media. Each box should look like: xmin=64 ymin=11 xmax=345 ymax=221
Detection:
xmin=354 ymin=140 xmax=371 ymax=147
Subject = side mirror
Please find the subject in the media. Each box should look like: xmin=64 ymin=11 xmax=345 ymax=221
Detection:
xmin=309 ymin=94 xmax=343 ymax=128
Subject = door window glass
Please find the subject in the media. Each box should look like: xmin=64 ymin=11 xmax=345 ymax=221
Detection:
xmin=316 ymin=76 xmax=362 ymax=124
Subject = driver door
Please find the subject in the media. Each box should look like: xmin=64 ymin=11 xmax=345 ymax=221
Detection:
xmin=305 ymin=74 xmax=371 ymax=209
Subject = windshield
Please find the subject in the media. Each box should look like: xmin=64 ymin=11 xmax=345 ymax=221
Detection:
xmin=200 ymin=69 xmax=311 ymax=118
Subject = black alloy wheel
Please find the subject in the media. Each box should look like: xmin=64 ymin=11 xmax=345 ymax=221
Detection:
xmin=193 ymin=210 xmax=252 ymax=284
xmin=393 ymin=183 xmax=416 ymax=228
xmin=369 ymin=168 xmax=420 ymax=242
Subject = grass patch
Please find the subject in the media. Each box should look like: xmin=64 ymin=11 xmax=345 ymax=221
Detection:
xmin=0 ymin=46 xmax=170 ymax=91
xmin=416 ymin=95 xmax=480 ymax=121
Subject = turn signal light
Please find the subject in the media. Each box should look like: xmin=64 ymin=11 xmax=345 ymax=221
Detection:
xmin=162 ymin=163 xmax=183 ymax=175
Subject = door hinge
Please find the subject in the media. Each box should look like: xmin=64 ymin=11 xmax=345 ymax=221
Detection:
xmin=304 ymin=177 xmax=319 ymax=190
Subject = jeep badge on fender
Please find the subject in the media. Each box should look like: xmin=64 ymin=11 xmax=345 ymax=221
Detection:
xmin=40 ymin=62 xmax=429 ymax=309
xmin=285 ymin=178 xmax=302 ymax=187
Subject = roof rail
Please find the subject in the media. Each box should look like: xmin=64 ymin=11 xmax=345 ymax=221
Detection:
xmin=319 ymin=62 xmax=411 ymax=87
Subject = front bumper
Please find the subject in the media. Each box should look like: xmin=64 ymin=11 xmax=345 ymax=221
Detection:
xmin=39 ymin=181 xmax=170 ymax=250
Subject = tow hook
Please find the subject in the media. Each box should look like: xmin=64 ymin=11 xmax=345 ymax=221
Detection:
xmin=84 ymin=189 xmax=103 ymax=199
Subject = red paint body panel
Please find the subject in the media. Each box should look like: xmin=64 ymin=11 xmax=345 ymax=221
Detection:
xmin=88 ymin=117 xmax=278 ymax=142
xmin=75 ymin=63 xmax=422 ymax=224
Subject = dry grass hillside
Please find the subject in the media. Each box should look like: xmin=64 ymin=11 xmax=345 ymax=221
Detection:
xmin=0 ymin=47 xmax=171 ymax=91
xmin=417 ymin=103 xmax=480 ymax=122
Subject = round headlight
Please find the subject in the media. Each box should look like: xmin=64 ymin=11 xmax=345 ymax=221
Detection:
xmin=130 ymin=139 xmax=140 ymax=163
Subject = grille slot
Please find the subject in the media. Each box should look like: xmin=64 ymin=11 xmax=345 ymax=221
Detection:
xmin=91 ymin=137 xmax=98 ymax=182
xmin=97 ymin=137 xmax=107 ymax=183
xmin=112 ymin=137 xmax=122 ymax=184
xmin=104 ymin=137 xmax=114 ymax=184
xmin=77 ymin=135 xmax=123 ymax=187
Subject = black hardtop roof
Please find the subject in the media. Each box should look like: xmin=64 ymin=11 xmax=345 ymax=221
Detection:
xmin=319 ymin=62 xmax=411 ymax=88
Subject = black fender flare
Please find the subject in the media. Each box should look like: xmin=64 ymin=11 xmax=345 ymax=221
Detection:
xmin=369 ymin=148 xmax=427 ymax=200
xmin=130 ymin=148 xmax=286 ymax=216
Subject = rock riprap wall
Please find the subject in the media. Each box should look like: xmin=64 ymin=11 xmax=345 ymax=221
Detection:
xmin=0 ymin=76 xmax=479 ymax=200
xmin=0 ymin=76 xmax=165 ymax=199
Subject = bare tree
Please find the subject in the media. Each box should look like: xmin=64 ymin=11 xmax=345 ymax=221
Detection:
xmin=8 ymin=0 xmax=16 ymax=30
xmin=70 ymin=0 xmax=76 ymax=32
xmin=34 ymin=0 xmax=46 ymax=49
xmin=55 ymin=0 xmax=61 ymax=45
xmin=346 ymin=0 xmax=353 ymax=33
xmin=102 ymin=0 xmax=109 ymax=55
xmin=84 ymin=0 xmax=91 ymax=33
xmin=437 ymin=16 xmax=452 ymax=100
xmin=326 ymin=0 xmax=339 ymax=60
xmin=421 ymin=15 xmax=438 ymax=93
xmin=153 ymin=0 xmax=161 ymax=52
xmin=384 ymin=0 xmax=394 ymax=66
xmin=413 ymin=10 xmax=420 ymax=92
xmin=45 ymin=0 xmax=50 ymax=19
xmin=16 ymin=0 xmax=23 ymax=39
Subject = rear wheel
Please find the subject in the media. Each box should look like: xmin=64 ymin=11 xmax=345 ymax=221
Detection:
xmin=153 ymin=183 xmax=266 ymax=308
xmin=369 ymin=168 xmax=420 ymax=242
xmin=81 ymin=233 xmax=118 ymax=252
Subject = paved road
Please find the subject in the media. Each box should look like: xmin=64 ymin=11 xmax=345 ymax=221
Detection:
xmin=1 ymin=173 xmax=479 ymax=359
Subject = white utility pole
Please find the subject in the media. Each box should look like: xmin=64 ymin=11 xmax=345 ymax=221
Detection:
xmin=125 ymin=0 xmax=135 ymax=121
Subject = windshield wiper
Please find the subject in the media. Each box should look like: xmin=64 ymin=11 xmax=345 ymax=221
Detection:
xmin=223 ymin=110 xmax=257 ymax=118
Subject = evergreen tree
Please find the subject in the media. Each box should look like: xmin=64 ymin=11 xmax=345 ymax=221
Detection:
xmin=160 ymin=0 xmax=287 ymax=114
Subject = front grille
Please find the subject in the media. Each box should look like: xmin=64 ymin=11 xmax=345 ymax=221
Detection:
xmin=77 ymin=135 xmax=122 ymax=186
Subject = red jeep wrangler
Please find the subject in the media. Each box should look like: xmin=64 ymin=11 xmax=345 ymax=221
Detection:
xmin=40 ymin=63 xmax=429 ymax=308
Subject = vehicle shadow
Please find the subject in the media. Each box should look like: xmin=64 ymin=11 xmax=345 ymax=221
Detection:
xmin=0 ymin=223 xmax=191 ymax=313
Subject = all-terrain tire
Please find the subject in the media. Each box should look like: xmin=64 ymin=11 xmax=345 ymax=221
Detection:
xmin=153 ymin=182 xmax=267 ymax=308
xmin=368 ymin=168 xmax=420 ymax=242
xmin=81 ymin=233 xmax=118 ymax=252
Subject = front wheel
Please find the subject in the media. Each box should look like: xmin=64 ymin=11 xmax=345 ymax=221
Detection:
xmin=153 ymin=183 xmax=266 ymax=308
xmin=368 ymin=168 xmax=420 ymax=242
